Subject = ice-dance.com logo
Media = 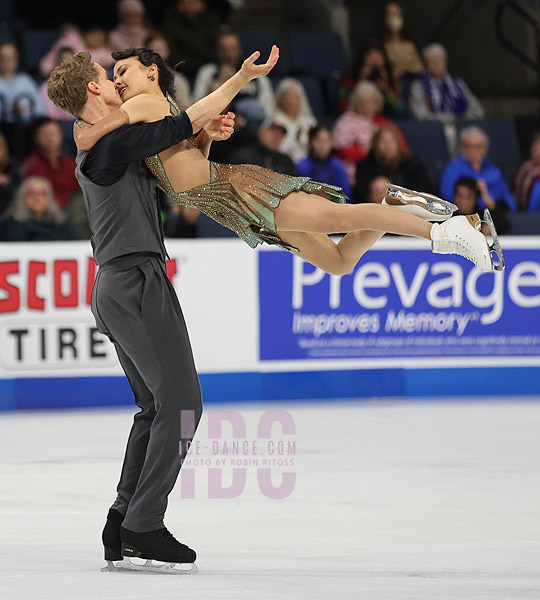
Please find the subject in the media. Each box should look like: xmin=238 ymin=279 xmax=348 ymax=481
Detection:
xmin=177 ymin=409 xmax=296 ymax=500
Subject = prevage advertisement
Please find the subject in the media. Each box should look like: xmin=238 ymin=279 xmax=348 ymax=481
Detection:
xmin=259 ymin=240 xmax=540 ymax=361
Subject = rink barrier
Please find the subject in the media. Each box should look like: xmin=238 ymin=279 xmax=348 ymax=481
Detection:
xmin=1 ymin=238 xmax=539 ymax=411
xmin=1 ymin=367 xmax=539 ymax=411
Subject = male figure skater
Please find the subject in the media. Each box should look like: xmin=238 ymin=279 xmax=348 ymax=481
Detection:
xmin=47 ymin=52 xmax=237 ymax=573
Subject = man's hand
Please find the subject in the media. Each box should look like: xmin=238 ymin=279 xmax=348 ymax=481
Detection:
xmin=203 ymin=112 xmax=235 ymax=141
xmin=240 ymin=45 xmax=279 ymax=82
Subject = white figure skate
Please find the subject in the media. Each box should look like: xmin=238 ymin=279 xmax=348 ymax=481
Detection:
xmin=383 ymin=183 xmax=457 ymax=221
xmin=430 ymin=211 xmax=505 ymax=271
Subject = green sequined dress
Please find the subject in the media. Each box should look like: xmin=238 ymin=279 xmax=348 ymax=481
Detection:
xmin=145 ymin=98 xmax=348 ymax=252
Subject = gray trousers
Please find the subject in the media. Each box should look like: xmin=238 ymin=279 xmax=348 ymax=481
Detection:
xmin=91 ymin=255 xmax=202 ymax=532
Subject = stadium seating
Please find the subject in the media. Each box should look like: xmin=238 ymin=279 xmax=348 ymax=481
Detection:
xmin=240 ymin=30 xmax=285 ymax=74
xmin=297 ymin=75 xmax=326 ymax=121
xmin=21 ymin=29 xmax=59 ymax=76
xmin=288 ymin=32 xmax=348 ymax=78
xmin=396 ymin=120 xmax=450 ymax=187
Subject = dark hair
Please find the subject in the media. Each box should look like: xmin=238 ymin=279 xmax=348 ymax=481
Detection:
xmin=354 ymin=40 xmax=395 ymax=81
xmin=111 ymin=47 xmax=175 ymax=98
xmin=454 ymin=177 xmax=479 ymax=198
xmin=308 ymin=122 xmax=330 ymax=143
xmin=32 ymin=117 xmax=60 ymax=138
xmin=381 ymin=1 xmax=413 ymax=41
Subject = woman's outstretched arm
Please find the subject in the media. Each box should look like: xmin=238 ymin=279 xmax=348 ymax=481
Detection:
xmin=120 ymin=46 xmax=279 ymax=129
xmin=75 ymin=46 xmax=278 ymax=151
xmin=185 ymin=45 xmax=279 ymax=131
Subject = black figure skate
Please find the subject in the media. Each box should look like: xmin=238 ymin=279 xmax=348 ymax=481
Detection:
xmin=102 ymin=526 xmax=198 ymax=574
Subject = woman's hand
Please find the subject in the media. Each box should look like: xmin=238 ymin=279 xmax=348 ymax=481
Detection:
xmin=203 ymin=112 xmax=235 ymax=141
xmin=240 ymin=45 xmax=279 ymax=82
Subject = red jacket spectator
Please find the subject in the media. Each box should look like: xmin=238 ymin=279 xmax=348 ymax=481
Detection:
xmin=20 ymin=118 xmax=79 ymax=208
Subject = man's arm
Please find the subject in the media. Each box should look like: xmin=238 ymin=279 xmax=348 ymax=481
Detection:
xmin=81 ymin=112 xmax=193 ymax=186
xmin=81 ymin=111 xmax=234 ymax=186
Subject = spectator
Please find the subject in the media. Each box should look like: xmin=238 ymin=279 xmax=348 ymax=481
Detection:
xmin=409 ymin=44 xmax=484 ymax=128
xmin=440 ymin=126 xmax=517 ymax=212
xmin=84 ymin=26 xmax=115 ymax=69
xmin=39 ymin=26 xmax=86 ymax=77
xmin=109 ymin=0 xmax=151 ymax=52
xmin=452 ymin=177 xmax=480 ymax=215
xmin=381 ymin=2 xmax=423 ymax=78
xmin=4 ymin=176 xmax=80 ymax=241
xmin=20 ymin=117 xmax=79 ymax=209
xmin=514 ymin=132 xmax=540 ymax=210
xmin=367 ymin=175 xmax=391 ymax=204
xmin=333 ymin=80 xmax=408 ymax=182
xmin=452 ymin=176 xmax=510 ymax=234
xmin=39 ymin=25 xmax=115 ymax=78
xmin=0 ymin=131 xmax=19 ymax=217
xmin=354 ymin=125 xmax=431 ymax=203
xmin=40 ymin=46 xmax=77 ymax=121
xmin=296 ymin=123 xmax=351 ymax=198
xmin=340 ymin=40 xmax=405 ymax=118
xmin=273 ymin=78 xmax=316 ymax=163
xmin=144 ymin=32 xmax=193 ymax=107
xmin=165 ymin=204 xmax=200 ymax=238
xmin=162 ymin=0 xmax=220 ymax=79
xmin=193 ymin=27 xmax=275 ymax=117
xmin=230 ymin=118 xmax=297 ymax=176
xmin=0 ymin=42 xmax=45 ymax=123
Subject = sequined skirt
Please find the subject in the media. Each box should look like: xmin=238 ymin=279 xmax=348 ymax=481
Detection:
xmin=150 ymin=161 xmax=348 ymax=252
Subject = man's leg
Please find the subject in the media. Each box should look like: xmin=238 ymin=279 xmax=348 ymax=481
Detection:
xmin=95 ymin=259 xmax=202 ymax=533
xmin=110 ymin=345 xmax=157 ymax=516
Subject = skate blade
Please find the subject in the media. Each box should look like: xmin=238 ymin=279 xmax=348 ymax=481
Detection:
xmin=384 ymin=183 xmax=457 ymax=217
xmin=102 ymin=558 xmax=198 ymax=575
xmin=482 ymin=209 xmax=505 ymax=271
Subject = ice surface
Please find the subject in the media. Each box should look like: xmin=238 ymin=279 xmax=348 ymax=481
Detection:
xmin=1 ymin=398 xmax=539 ymax=599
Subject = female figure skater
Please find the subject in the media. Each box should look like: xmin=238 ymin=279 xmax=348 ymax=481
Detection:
xmin=75 ymin=46 xmax=502 ymax=273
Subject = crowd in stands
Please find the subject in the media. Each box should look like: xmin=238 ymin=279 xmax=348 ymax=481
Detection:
xmin=0 ymin=0 xmax=538 ymax=243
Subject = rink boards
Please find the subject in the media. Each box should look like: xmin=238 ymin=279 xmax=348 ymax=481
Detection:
xmin=0 ymin=237 xmax=539 ymax=410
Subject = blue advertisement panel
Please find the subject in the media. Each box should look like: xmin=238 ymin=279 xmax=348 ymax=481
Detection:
xmin=258 ymin=245 xmax=540 ymax=360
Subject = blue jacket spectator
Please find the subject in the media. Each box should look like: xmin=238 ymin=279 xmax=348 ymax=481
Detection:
xmin=439 ymin=126 xmax=517 ymax=211
xmin=0 ymin=42 xmax=45 ymax=123
xmin=297 ymin=123 xmax=351 ymax=199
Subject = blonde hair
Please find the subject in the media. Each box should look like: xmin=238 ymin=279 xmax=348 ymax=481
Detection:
xmin=12 ymin=177 xmax=66 ymax=225
xmin=275 ymin=78 xmax=314 ymax=120
xmin=47 ymin=52 xmax=99 ymax=117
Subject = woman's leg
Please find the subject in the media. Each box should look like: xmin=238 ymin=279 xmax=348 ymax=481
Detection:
xmin=278 ymin=230 xmax=385 ymax=276
xmin=274 ymin=191 xmax=432 ymax=239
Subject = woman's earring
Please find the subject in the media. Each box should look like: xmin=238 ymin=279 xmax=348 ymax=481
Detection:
xmin=150 ymin=75 xmax=155 ymax=81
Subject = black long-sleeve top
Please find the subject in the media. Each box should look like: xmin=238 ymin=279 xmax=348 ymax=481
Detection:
xmin=81 ymin=112 xmax=192 ymax=186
